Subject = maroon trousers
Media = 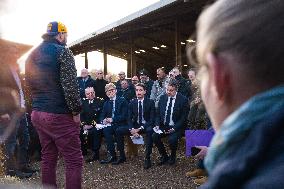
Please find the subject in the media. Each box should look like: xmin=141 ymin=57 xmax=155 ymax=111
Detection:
xmin=31 ymin=111 xmax=83 ymax=189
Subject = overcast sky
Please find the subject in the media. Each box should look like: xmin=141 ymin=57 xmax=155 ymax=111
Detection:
xmin=1 ymin=0 xmax=159 ymax=75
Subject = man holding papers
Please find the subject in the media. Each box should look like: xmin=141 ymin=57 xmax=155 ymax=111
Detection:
xmin=80 ymin=87 xmax=104 ymax=162
xmin=153 ymin=79 xmax=188 ymax=166
xmin=116 ymin=83 xmax=155 ymax=169
xmin=100 ymin=83 xmax=128 ymax=165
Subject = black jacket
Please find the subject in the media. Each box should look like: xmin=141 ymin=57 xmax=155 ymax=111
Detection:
xmin=128 ymin=98 xmax=155 ymax=129
xmin=156 ymin=93 xmax=188 ymax=131
xmin=80 ymin=97 xmax=104 ymax=125
xmin=100 ymin=96 xmax=128 ymax=126
xmin=94 ymin=78 xmax=108 ymax=100
xmin=117 ymin=87 xmax=135 ymax=103
xmin=77 ymin=75 xmax=96 ymax=98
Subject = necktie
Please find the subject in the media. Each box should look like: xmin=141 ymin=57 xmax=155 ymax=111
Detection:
xmin=83 ymin=79 xmax=86 ymax=89
xmin=165 ymin=97 xmax=173 ymax=126
xmin=109 ymin=100 xmax=114 ymax=118
xmin=138 ymin=101 xmax=143 ymax=125
xmin=158 ymin=80 xmax=163 ymax=88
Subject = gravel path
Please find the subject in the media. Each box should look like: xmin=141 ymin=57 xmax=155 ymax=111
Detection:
xmin=0 ymin=142 xmax=199 ymax=189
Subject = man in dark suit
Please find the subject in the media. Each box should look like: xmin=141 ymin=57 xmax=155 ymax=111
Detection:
xmin=77 ymin=68 xmax=95 ymax=99
xmin=93 ymin=69 xmax=108 ymax=100
xmin=153 ymin=79 xmax=188 ymax=165
xmin=116 ymin=83 xmax=155 ymax=168
xmin=139 ymin=69 xmax=154 ymax=98
xmin=80 ymin=87 xmax=104 ymax=161
xmin=100 ymin=83 xmax=128 ymax=165
xmin=117 ymin=79 xmax=135 ymax=103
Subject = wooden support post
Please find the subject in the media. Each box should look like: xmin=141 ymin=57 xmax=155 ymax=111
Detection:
xmin=103 ymin=44 xmax=107 ymax=75
xmin=130 ymin=38 xmax=137 ymax=77
xmin=175 ymin=20 xmax=182 ymax=72
xmin=84 ymin=52 xmax=88 ymax=69
xmin=127 ymin=60 xmax=131 ymax=78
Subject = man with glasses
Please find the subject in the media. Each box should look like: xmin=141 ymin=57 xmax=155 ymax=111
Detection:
xmin=100 ymin=83 xmax=128 ymax=165
xmin=131 ymin=76 xmax=139 ymax=85
xmin=94 ymin=69 xmax=108 ymax=100
xmin=117 ymin=79 xmax=135 ymax=103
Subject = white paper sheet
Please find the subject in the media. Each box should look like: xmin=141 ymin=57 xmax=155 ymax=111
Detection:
xmin=130 ymin=135 xmax=144 ymax=145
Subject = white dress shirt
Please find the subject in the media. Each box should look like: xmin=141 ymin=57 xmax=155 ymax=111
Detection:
xmin=164 ymin=93 xmax=177 ymax=126
xmin=137 ymin=98 xmax=146 ymax=124
xmin=10 ymin=67 xmax=25 ymax=109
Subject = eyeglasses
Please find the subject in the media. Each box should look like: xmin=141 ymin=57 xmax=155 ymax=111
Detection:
xmin=86 ymin=92 xmax=94 ymax=95
xmin=106 ymin=89 xmax=115 ymax=92
xmin=97 ymin=72 xmax=103 ymax=74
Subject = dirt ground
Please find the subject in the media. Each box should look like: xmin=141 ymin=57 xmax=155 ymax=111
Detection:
xmin=0 ymin=142 xmax=200 ymax=189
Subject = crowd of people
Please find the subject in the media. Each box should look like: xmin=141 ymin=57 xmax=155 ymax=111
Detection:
xmin=0 ymin=20 xmax=208 ymax=188
xmin=77 ymin=66 xmax=198 ymax=167
xmin=1 ymin=0 xmax=284 ymax=188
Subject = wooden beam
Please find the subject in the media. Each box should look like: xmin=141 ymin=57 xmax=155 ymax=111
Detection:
xmin=130 ymin=38 xmax=137 ymax=77
xmin=175 ymin=19 xmax=182 ymax=71
xmin=84 ymin=52 xmax=88 ymax=69
xmin=103 ymin=43 xmax=107 ymax=75
xmin=142 ymin=36 xmax=174 ymax=49
xmin=127 ymin=60 xmax=131 ymax=78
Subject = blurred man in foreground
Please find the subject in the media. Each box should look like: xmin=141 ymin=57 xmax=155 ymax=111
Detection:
xmin=192 ymin=0 xmax=284 ymax=188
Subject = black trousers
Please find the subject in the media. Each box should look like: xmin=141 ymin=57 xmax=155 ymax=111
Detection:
xmin=152 ymin=130 xmax=180 ymax=157
xmin=116 ymin=126 xmax=154 ymax=159
xmin=80 ymin=126 xmax=103 ymax=155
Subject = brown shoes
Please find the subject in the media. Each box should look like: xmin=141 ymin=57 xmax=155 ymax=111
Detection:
xmin=186 ymin=168 xmax=207 ymax=178
xmin=193 ymin=176 xmax=208 ymax=186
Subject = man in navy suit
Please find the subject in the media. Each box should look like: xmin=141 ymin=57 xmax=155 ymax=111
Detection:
xmin=153 ymin=79 xmax=188 ymax=165
xmin=100 ymin=83 xmax=128 ymax=164
xmin=116 ymin=83 xmax=155 ymax=168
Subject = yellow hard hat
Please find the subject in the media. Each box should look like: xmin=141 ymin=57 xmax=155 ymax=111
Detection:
xmin=46 ymin=21 xmax=67 ymax=36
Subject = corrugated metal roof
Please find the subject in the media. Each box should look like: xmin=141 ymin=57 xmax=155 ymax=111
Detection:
xmin=69 ymin=0 xmax=178 ymax=47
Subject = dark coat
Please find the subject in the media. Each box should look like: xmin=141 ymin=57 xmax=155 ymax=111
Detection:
xmin=100 ymin=96 xmax=128 ymax=126
xmin=201 ymin=108 xmax=284 ymax=189
xmin=175 ymin=74 xmax=190 ymax=98
xmin=117 ymin=87 xmax=135 ymax=103
xmin=128 ymin=98 xmax=155 ymax=130
xmin=80 ymin=97 xmax=104 ymax=125
xmin=144 ymin=80 xmax=154 ymax=98
xmin=77 ymin=75 xmax=96 ymax=98
xmin=94 ymin=78 xmax=108 ymax=100
xmin=26 ymin=37 xmax=81 ymax=114
xmin=156 ymin=93 xmax=188 ymax=131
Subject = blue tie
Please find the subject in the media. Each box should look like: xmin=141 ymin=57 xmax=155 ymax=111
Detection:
xmin=109 ymin=100 xmax=114 ymax=118
xmin=165 ymin=97 xmax=173 ymax=126
xmin=83 ymin=79 xmax=86 ymax=89
xmin=138 ymin=101 xmax=143 ymax=125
